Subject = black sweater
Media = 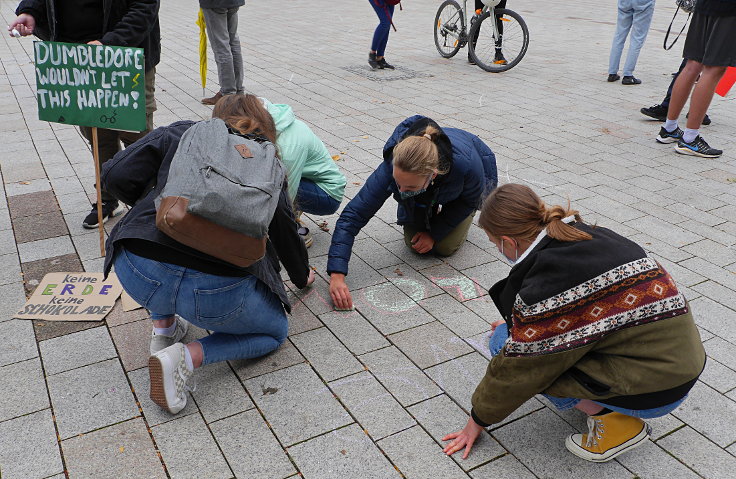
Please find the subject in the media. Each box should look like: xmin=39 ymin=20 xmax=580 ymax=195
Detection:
xmin=101 ymin=121 xmax=310 ymax=312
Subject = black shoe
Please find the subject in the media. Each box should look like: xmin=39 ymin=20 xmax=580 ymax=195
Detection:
xmin=640 ymin=104 xmax=668 ymax=121
xmin=377 ymin=58 xmax=395 ymax=70
xmin=686 ymin=112 xmax=712 ymax=126
xmin=622 ymin=76 xmax=642 ymax=85
xmin=468 ymin=53 xmax=476 ymax=65
xmin=675 ymin=135 xmax=723 ymax=158
xmin=368 ymin=52 xmax=379 ymax=69
xmin=82 ymin=200 xmax=124 ymax=229
xmin=607 ymin=74 xmax=620 ymax=82
xmin=655 ymin=126 xmax=683 ymax=144
xmin=493 ymin=51 xmax=507 ymax=65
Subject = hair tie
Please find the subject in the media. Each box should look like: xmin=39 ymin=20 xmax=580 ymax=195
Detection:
xmin=423 ymin=133 xmax=432 ymax=140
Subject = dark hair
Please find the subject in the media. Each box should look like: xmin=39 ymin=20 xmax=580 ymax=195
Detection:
xmin=211 ymin=94 xmax=278 ymax=146
xmin=479 ymin=183 xmax=592 ymax=242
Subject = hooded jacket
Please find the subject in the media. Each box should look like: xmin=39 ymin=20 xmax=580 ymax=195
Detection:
xmin=326 ymin=115 xmax=497 ymax=276
xmin=16 ymin=0 xmax=160 ymax=71
xmin=470 ymin=222 xmax=705 ymax=426
xmin=264 ymin=99 xmax=346 ymax=203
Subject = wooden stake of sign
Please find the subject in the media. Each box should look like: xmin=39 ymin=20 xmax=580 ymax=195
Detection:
xmin=91 ymin=127 xmax=105 ymax=256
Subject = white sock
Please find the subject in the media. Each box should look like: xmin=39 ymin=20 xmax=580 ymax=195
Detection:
xmin=153 ymin=319 xmax=177 ymax=337
xmin=683 ymin=128 xmax=699 ymax=143
xmin=664 ymin=119 xmax=678 ymax=132
xmin=183 ymin=344 xmax=195 ymax=372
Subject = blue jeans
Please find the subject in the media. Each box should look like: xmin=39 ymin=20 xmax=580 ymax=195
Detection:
xmin=114 ymin=247 xmax=287 ymax=366
xmin=370 ymin=0 xmax=394 ymax=56
xmin=488 ymin=322 xmax=685 ymax=419
xmin=608 ymin=0 xmax=655 ymax=76
xmin=296 ymin=179 xmax=340 ymax=216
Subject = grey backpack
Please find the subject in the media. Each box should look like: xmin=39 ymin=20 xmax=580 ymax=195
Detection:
xmin=155 ymin=118 xmax=285 ymax=267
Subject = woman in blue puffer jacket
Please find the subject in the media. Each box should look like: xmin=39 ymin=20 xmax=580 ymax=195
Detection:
xmin=327 ymin=115 xmax=497 ymax=310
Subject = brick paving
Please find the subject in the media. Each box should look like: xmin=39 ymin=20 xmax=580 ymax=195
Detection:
xmin=1 ymin=0 xmax=735 ymax=478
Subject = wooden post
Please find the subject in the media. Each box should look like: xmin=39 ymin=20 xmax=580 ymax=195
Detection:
xmin=91 ymin=127 xmax=106 ymax=256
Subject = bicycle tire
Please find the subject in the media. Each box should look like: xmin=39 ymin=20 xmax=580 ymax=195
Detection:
xmin=434 ymin=0 xmax=465 ymax=59
xmin=469 ymin=8 xmax=529 ymax=72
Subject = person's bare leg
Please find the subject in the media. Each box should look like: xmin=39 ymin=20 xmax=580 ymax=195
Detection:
xmin=186 ymin=341 xmax=204 ymax=369
xmin=685 ymin=65 xmax=727 ymax=129
xmin=575 ymin=399 xmax=605 ymax=416
xmin=667 ymin=60 xmax=704 ymax=121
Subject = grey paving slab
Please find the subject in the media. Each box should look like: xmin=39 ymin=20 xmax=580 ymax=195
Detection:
xmin=689 ymin=296 xmax=736 ymax=343
xmin=388 ymin=321 xmax=472 ymax=369
xmin=210 ymin=409 xmax=295 ymax=479
xmin=289 ymin=424 xmax=401 ymax=479
xmin=191 ymin=361 xmax=254 ymax=424
xmin=461 ymin=260 xmax=511 ymax=291
xmin=353 ymin=282 xmax=435 ymax=335
xmin=0 ymin=281 xmax=27 ymax=322
xmin=62 ymin=418 xmax=166 ymax=479
xmin=658 ymin=426 xmax=736 ymax=479
xmin=12 ymin=211 xmax=68 ymax=244
xmin=0 ymin=357 xmax=49 ymax=422
xmin=244 ymin=363 xmax=352 ymax=446
xmin=127 ymin=367 xmax=198 ymax=427
xmin=699 ymin=357 xmax=736 ymax=393
xmin=359 ymin=346 xmax=442 ymax=407
xmin=17 ymin=235 xmax=75 ymax=263
xmin=616 ymin=439 xmax=700 ymax=479
xmin=291 ymin=277 xmax=334 ymax=316
xmin=353 ymin=237 xmax=403 ymax=270
xmin=493 ymin=409 xmax=631 ymax=478
xmin=6 ymin=190 xmax=58 ymax=219
xmin=0 ymin=252 xmax=23 ymax=286
xmin=424 ymin=353 xmax=491 ymax=411
xmin=290 ymin=327 xmax=364 ymax=381
xmin=419 ymin=294 xmax=491 ymax=338
xmin=152 ymin=413 xmax=233 ymax=479
xmin=330 ymin=371 xmax=416 ymax=440
xmin=231 ymin=339 xmax=305 ymax=380
xmin=287 ymin=299 xmax=323 ymax=336
xmin=311 ymin=253 xmax=385 ymax=291
xmin=0 ymin=409 xmax=63 ymax=479
xmin=385 ymin=238 xmax=446 ymax=270
xmin=468 ymin=455 xmax=537 ymax=479
xmin=670 ymin=381 xmax=736 ymax=447
xmin=380 ymin=263 xmax=446 ymax=300
xmin=319 ymin=310 xmax=390 ymax=355
xmin=0 ymin=318 xmax=37 ymax=367
xmin=408 ymin=394 xmax=505 ymax=471
xmin=109 ymin=319 xmax=152 ymax=372
xmin=39 ymin=325 xmax=116 ymax=375
xmin=378 ymin=425 xmax=468 ymax=479
xmin=693 ymin=281 xmax=736 ymax=309
xmin=47 ymin=358 xmax=138 ymax=439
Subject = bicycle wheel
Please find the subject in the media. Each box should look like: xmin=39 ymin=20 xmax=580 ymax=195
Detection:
xmin=469 ymin=8 xmax=529 ymax=72
xmin=434 ymin=0 xmax=466 ymax=59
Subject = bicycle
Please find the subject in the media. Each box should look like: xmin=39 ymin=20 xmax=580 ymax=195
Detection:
xmin=434 ymin=0 xmax=529 ymax=72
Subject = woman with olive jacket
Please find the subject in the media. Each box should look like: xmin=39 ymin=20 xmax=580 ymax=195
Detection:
xmin=327 ymin=115 xmax=497 ymax=310
xmin=443 ymin=184 xmax=706 ymax=463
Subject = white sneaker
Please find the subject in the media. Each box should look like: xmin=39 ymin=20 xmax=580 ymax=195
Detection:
xmin=150 ymin=315 xmax=190 ymax=354
xmin=148 ymin=343 xmax=194 ymax=414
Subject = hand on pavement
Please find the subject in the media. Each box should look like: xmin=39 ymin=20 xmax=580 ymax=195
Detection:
xmin=329 ymin=273 xmax=353 ymax=310
xmin=442 ymin=418 xmax=484 ymax=459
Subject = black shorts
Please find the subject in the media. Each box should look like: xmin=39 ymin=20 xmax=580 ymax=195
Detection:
xmin=683 ymin=12 xmax=736 ymax=67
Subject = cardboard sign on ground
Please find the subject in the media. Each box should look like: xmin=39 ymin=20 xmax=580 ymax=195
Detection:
xmin=34 ymin=41 xmax=146 ymax=131
xmin=15 ymin=272 xmax=123 ymax=322
xmin=120 ymin=290 xmax=143 ymax=312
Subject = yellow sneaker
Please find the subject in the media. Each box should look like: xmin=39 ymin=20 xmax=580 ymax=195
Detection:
xmin=565 ymin=412 xmax=651 ymax=462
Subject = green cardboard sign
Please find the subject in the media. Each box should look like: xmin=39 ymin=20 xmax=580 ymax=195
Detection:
xmin=34 ymin=41 xmax=146 ymax=132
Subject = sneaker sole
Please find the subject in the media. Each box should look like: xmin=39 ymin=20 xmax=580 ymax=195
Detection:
xmin=82 ymin=204 xmax=125 ymax=229
xmin=148 ymin=355 xmax=171 ymax=412
xmin=565 ymin=423 xmax=651 ymax=463
xmin=655 ymin=135 xmax=680 ymax=144
xmin=675 ymin=145 xmax=722 ymax=158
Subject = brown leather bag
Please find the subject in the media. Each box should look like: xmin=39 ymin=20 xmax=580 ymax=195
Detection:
xmin=156 ymin=196 xmax=266 ymax=267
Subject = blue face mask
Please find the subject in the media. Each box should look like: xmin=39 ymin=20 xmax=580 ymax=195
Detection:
xmin=500 ymin=239 xmax=519 ymax=266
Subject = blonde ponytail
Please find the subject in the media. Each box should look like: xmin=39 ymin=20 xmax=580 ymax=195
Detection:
xmin=392 ymin=125 xmax=449 ymax=175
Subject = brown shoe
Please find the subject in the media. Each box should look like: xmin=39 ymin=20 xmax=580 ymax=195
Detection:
xmin=201 ymin=91 xmax=223 ymax=105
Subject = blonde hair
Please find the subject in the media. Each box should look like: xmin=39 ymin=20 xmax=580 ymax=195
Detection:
xmin=392 ymin=125 xmax=449 ymax=176
xmin=479 ymin=183 xmax=592 ymax=242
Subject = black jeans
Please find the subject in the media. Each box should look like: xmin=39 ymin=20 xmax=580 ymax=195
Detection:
xmin=662 ymin=58 xmax=688 ymax=107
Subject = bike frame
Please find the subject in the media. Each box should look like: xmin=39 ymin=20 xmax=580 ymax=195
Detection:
xmin=440 ymin=1 xmax=499 ymax=46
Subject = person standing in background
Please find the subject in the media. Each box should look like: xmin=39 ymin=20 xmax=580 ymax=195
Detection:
xmin=368 ymin=0 xmax=397 ymax=70
xmin=200 ymin=0 xmax=245 ymax=105
xmin=607 ymin=0 xmax=655 ymax=85
xmin=9 ymin=0 xmax=161 ymax=229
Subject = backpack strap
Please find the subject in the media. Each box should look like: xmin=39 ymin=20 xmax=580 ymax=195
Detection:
xmin=663 ymin=6 xmax=691 ymax=51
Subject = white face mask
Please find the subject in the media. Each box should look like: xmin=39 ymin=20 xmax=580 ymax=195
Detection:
xmin=499 ymin=239 xmax=518 ymax=266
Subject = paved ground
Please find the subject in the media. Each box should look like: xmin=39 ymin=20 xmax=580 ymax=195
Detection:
xmin=1 ymin=0 xmax=735 ymax=478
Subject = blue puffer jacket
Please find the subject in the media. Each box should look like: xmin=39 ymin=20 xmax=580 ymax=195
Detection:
xmin=327 ymin=115 xmax=497 ymax=276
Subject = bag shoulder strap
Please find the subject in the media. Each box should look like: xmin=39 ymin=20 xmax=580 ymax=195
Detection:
xmin=664 ymin=7 xmax=691 ymax=51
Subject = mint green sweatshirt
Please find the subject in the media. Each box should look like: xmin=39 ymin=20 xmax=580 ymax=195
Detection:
xmin=264 ymin=99 xmax=346 ymax=203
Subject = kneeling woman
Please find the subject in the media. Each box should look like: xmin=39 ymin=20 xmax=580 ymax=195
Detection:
xmin=101 ymin=95 xmax=314 ymax=414
xmin=327 ymin=115 xmax=497 ymax=309
xmin=443 ymin=184 xmax=705 ymax=462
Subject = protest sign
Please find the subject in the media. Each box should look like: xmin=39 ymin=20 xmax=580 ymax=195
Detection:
xmin=34 ymin=41 xmax=146 ymax=131
xmin=15 ymin=272 xmax=123 ymax=322
xmin=121 ymin=290 xmax=143 ymax=312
